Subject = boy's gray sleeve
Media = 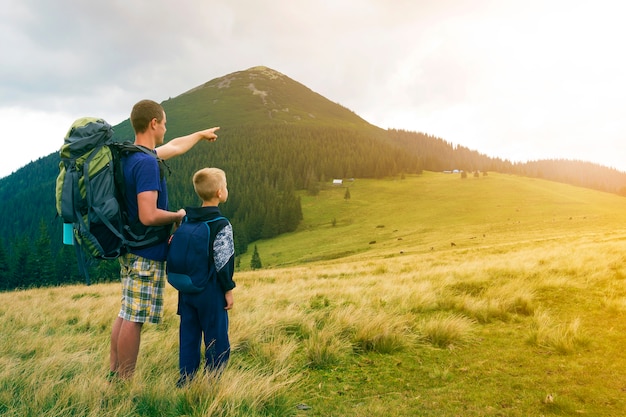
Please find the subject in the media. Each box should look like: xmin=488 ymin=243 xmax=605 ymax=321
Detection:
xmin=213 ymin=223 xmax=236 ymax=291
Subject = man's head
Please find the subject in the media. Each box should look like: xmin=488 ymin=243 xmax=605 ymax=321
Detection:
xmin=130 ymin=100 xmax=167 ymax=142
xmin=193 ymin=167 xmax=228 ymax=203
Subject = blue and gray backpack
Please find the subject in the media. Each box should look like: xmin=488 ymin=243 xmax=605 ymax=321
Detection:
xmin=167 ymin=216 xmax=228 ymax=293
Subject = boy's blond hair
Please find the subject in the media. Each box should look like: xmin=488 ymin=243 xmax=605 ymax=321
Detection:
xmin=193 ymin=168 xmax=226 ymax=202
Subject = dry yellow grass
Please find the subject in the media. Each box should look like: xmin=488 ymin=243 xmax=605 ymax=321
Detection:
xmin=3 ymin=173 xmax=626 ymax=416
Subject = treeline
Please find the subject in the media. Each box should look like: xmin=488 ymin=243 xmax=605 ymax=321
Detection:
xmin=513 ymin=159 xmax=626 ymax=195
xmin=2 ymin=124 xmax=625 ymax=290
xmin=386 ymin=129 xmax=515 ymax=173
xmin=166 ymin=125 xmax=423 ymax=246
xmin=0 ymin=124 xmax=421 ymax=290
xmin=387 ymin=129 xmax=626 ymax=194
xmin=0 ymin=220 xmax=120 ymax=291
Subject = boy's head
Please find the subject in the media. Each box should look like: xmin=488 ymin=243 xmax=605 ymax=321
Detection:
xmin=193 ymin=168 xmax=228 ymax=204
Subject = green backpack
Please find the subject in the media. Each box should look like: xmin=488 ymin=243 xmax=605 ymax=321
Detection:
xmin=56 ymin=117 xmax=170 ymax=283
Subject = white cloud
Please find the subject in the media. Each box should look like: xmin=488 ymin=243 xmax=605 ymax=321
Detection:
xmin=0 ymin=108 xmax=74 ymax=177
xmin=1 ymin=0 xmax=626 ymax=178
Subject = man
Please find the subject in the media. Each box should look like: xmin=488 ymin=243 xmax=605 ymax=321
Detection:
xmin=109 ymin=99 xmax=220 ymax=379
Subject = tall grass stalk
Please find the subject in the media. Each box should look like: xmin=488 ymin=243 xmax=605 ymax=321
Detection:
xmin=527 ymin=310 xmax=588 ymax=354
xmin=418 ymin=313 xmax=476 ymax=349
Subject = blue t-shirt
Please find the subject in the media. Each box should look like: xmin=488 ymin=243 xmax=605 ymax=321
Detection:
xmin=122 ymin=150 xmax=169 ymax=261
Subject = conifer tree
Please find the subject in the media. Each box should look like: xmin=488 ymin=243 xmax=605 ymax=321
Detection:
xmin=261 ymin=205 xmax=280 ymax=239
xmin=95 ymin=260 xmax=121 ymax=283
xmin=0 ymin=238 xmax=9 ymax=290
xmin=55 ymin=245 xmax=79 ymax=285
xmin=34 ymin=220 xmax=54 ymax=286
xmin=12 ymin=237 xmax=31 ymax=288
xmin=250 ymin=245 xmax=262 ymax=270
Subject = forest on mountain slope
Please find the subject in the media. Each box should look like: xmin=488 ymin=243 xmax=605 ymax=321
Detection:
xmin=0 ymin=123 xmax=423 ymax=290
xmin=1 ymin=124 xmax=625 ymax=291
xmin=386 ymin=129 xmax=626 ymax=195
xmin=0 ymin=65 xmax=625 ymax=290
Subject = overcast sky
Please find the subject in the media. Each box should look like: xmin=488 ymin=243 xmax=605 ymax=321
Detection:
xmin=1 ymin=0 xmax=625 ymax=179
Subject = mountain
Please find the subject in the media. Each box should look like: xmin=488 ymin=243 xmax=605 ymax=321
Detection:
xmin=0 ymin=66 xmax=625 ymax=289
xmin=111 ymin=66 xmax=378 ymax=140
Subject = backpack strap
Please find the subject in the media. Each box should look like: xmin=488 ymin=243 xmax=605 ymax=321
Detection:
xmin=73 ymin=236 xmax=91 ymax=285
xmin=113 ymin=142 xmax=172 ymax=249
xmin=117 ymin=142 xmax=171 ymax=178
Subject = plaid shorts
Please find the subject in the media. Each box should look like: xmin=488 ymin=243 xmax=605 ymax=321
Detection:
xmin=118 ymin=253 xmax=166 ymax=324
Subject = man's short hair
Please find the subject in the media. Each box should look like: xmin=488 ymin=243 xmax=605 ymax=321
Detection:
xmin=193 ymin=168 xmax=226 ymax=201
xmin=130 ymin=100 xmax=164 ymax=134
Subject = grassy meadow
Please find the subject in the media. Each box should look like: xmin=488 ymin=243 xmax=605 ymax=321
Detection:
xmin=2 ymin=172 xmax=626 ymax=416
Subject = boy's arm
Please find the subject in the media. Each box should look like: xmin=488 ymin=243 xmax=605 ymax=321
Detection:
xmin=156 ymin=127 xmax=220 ymax=160
xmin=215 ymin=252 xmax=235 ymax=292
xmin=213 ymin=224 xmax=236 ymax=293
xmin=224 ymin=290 xmax=234 ymax=310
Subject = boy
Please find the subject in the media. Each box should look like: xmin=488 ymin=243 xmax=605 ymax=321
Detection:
xmin=167 ymin=167 xmax=235 ymax=386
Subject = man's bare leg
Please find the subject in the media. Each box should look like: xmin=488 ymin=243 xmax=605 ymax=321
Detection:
xmin=111 ymin=318 xmax=143 ymax=379
xmin=110 ymin=316 xmax=123 ymax=374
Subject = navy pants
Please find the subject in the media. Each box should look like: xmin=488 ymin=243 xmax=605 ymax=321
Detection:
xmin=177 ymin=281 xmax=230 ymax=380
